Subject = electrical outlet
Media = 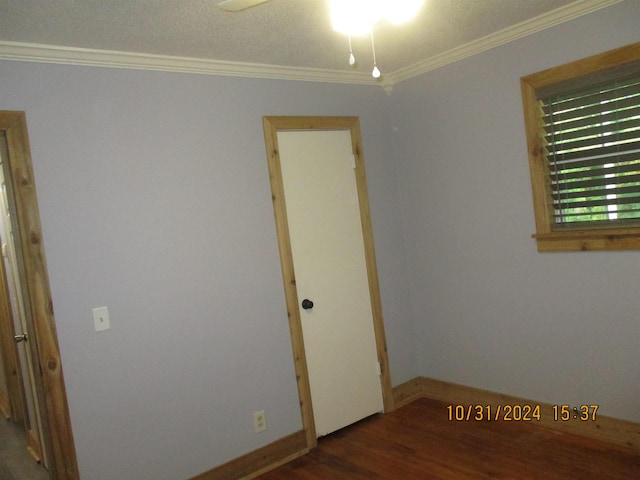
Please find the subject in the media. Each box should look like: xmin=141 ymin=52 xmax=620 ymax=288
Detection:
xmin=253 ymin=410 xmax=267 ymax=433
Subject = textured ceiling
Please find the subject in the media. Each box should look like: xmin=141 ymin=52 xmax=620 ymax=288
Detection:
xmin=0 ymin=0 xmax=614 ymax=79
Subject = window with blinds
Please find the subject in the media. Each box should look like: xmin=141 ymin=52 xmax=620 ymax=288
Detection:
xmin=542 ymin=76 xmax=640 ymax=227
xmin=521 ymin=42 xmax=640 ymax=251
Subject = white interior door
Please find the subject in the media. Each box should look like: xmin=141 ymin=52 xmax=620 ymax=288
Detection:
xmin=277 ymin=129 xmax=383 ymax=436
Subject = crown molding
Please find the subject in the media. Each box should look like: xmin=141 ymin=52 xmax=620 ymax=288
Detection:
xmin=0 ymin=0 xmax=624 ymax=88
xmin=0 ymin=41 xmax=378 ymax=86
xmin=385 ymin=0 xmax=625 ymax=85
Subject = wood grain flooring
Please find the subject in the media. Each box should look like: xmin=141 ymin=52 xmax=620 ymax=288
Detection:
xmin=257 ymin=397 xmax=640 ymax=479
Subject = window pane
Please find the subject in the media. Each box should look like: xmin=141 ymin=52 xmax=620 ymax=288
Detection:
xmin=542 ymin=76 xmax=640 ymax=226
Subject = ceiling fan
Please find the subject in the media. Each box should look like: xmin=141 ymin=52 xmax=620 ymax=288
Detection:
xmin=217 ymin=0 xmax=425 ymax=33
xmin=216 ymin=0 xmax=270 ymax=12
xmin=217 ymin=0 xmax=425 ymax=79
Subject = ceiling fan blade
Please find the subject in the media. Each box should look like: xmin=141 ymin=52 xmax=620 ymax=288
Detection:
xmin=217 ymin=0 xmax=271 ymax=12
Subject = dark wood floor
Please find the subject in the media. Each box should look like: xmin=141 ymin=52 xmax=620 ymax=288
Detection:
xmin=257 ymin=397 xmax=640 ymax=479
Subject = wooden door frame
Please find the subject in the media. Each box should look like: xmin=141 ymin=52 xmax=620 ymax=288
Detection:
xmin=263 ymin=116 xmax=394 ymax=449
xmin=0 ymin=111 xmax=78 ymax=480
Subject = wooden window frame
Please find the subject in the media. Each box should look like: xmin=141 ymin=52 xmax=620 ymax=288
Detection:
xmin=521 ymin=42 xmax=640 ymax=252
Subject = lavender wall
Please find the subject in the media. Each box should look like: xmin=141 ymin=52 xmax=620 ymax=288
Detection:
xmin=390 ymin=0 xmax=640 ymax=422
xmin=0 ymin=63 xmax=414 ymax=479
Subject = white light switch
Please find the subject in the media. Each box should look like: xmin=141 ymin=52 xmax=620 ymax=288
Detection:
xmin=93 ymin=306 xmax=111 ymax=332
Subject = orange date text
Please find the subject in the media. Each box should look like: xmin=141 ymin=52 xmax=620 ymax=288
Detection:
xmin=447 ymin=404 xmax=542 ymax=422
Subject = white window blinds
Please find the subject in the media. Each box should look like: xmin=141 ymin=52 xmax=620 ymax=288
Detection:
xmin=541 ymin=76 xmax=640 ymax=226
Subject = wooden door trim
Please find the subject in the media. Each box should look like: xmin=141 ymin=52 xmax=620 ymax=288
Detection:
xmin=262 ymin=116 xmax=394 ymax=449
xmin=0 ymin=111 xmax=78 ymax=480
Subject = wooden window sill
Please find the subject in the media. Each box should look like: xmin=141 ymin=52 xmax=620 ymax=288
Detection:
xmin=532 ymin=228 xmax=640 ymax=252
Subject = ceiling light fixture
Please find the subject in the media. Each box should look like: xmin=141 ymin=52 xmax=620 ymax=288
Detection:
xmin=329 ymin=0 xmax=424 ymax=78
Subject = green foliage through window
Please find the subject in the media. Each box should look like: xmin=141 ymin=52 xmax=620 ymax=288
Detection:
xmin=542 ymin=76 xmax=640 ymax=227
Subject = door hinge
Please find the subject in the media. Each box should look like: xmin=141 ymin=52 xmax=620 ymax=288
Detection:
xmin=351 ymin=154 xmax=356 ymax=169
xmin=376 ymin=361 xmax=382 ymax=376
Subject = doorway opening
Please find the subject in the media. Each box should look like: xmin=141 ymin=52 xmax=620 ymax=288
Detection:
xmin=0 ymin=111 xmax=78 ymax=480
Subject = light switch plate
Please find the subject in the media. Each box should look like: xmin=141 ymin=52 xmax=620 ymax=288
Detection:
xmin=93 ymin=306 xmax=111 ymax=332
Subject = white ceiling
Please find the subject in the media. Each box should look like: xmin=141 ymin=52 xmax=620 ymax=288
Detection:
xmin=0 ymin=0 xmax=623 ymax=85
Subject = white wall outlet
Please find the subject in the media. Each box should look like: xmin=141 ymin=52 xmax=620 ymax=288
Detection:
xmin=253 ymin=410 xmax=267 ymax=433
xmin=93 ymin=306 xmax=111 ymax=332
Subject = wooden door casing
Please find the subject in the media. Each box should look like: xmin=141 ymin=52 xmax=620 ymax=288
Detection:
xmin=263 ymin=116 xmax=394 ymax=448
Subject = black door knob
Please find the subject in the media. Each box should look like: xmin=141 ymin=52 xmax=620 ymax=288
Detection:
xmin=301 ymin=299 xmax=314 ymax=310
